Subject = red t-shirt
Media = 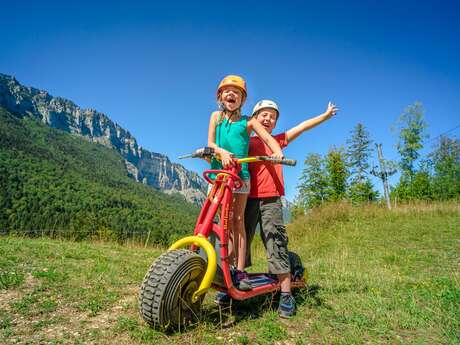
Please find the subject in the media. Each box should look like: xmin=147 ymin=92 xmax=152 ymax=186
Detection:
xmin=248 ymin=133 xmax=289 ymax=198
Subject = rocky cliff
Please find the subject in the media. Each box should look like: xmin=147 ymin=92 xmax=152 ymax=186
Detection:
xmin=0 ymin=73 xmax=207 ymax=204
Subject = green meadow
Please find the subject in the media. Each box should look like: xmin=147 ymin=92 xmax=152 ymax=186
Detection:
xmin=1 ymin=201 xmax=459 ymax=344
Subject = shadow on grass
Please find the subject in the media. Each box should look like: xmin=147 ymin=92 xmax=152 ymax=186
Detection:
xmin=192 ymin=283 xmax=326 ymax=330
xmin=138 ymin=285 xmax=333 ymax=339
xmin=296 ymin=284 xmax=329 ymax=309
xmin=152 ymin=284 xmax=327 ymax=336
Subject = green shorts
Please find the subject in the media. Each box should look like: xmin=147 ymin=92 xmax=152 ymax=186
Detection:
xmin=244 ymin=196 xmax=290 ymax=275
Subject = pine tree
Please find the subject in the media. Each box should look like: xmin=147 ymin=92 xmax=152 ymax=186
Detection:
xmin=347 ymin=123 xmax=372 ymax=183
xmin=325 ymin=147 xmax=348 ymax=201
xmin=346 ymin=123 xmax=378 ymax=202
xmin=295 ymin=153 xmax=328 ymax=210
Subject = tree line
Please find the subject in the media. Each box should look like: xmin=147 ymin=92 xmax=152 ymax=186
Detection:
xmin=293 ymin=102 xmax=460 ymax=214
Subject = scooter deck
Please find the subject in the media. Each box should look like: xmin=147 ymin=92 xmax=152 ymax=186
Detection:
xmin=245 ymin=273 xmax=306 ymax=288
xmin=213 ymin=273 xmax=306 ymax=300
xmin=245 ymin=273 xmax=277 ymax=288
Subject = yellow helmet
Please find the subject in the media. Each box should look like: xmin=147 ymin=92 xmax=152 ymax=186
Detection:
xmin=217 ymin=75 xmax=247 ymax=102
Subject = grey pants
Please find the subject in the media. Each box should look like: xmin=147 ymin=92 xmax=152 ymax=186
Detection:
xmin=245 ymin=197 xmax=290 ymax=274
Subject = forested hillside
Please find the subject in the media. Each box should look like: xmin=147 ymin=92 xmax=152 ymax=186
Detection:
xmin=0 ymin=107 xmax=199 ymax=244
xmin=0 ymin=73 xmax=207 ymax=204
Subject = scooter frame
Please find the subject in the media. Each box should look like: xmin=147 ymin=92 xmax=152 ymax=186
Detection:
xmin=168 ymin=152 xmax=305 ymax=304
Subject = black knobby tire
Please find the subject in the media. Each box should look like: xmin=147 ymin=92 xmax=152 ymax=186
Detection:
xmin=139 ymin=249 xmax=206 ymax=330
xmin=288 ymin=251 xmax=305 ymax=281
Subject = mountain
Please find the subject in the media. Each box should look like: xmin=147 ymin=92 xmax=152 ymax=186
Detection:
xmin=0 ymin=106 xmax=198 ymax=244
xmin=0 ymin=73 xmax=207 ymax=204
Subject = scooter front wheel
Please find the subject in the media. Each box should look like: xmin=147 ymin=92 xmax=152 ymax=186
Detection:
xmin=139 ymin=249 xmax=206 ymax=330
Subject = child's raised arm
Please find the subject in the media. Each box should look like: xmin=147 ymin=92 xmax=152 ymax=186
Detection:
xmin=248 ymin=117 xmax=284 ymax=159
xmin=286 ymin=102 xmax=338 ymax=143
xmin=207 ymin=111 xmax=234 ymax=167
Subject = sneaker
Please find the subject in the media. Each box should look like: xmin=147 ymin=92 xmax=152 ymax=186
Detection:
xmin=278 ymin=293 xmax=296 ymax=318
xmin=233 ymin=270 xmax=252 ymax=291
xmin=214 ymin=291 xmax=231 ymax=306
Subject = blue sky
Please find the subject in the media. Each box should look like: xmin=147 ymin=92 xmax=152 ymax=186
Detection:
xmin=1 ymin=0 xmax=459 ymax=200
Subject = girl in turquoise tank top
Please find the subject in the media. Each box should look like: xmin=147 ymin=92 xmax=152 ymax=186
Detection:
xmin=207 ymin=75 xmax=284 ymax=290
xmin=211 ymin=114 xmax=250 ymax=180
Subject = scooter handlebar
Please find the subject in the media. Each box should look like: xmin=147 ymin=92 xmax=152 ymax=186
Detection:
xmin=179 ymin=147 xmax=214 ymax=159
xmin=280 ymin=159 xmax=297 ymax=166
xmin=256 ymin=156 xmax=297 ymax=166
xmin=179 ymin=148 xmax=296 ymax=166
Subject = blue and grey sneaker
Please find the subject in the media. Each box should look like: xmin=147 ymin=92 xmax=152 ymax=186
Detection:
xmin=214 ymin=291 xmax=231 ymax=306
xmin=278 ymin=293 xmax=296 ymax=318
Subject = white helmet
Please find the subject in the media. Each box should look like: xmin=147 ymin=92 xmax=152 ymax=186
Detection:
xmin=252 ymin=99 xmax=279 ymax=117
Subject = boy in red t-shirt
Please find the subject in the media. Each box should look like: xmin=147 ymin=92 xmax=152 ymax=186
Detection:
xmin=245 ymin=100 xmax=337 ymax=318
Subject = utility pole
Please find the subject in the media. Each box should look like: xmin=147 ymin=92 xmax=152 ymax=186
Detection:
xmin=371 ymin=144 xmax=397 ymax=209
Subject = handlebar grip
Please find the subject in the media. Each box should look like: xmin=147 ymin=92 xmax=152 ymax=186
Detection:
xmin=179 ymin=147 xmax=215 ymax=159
xmin=258 ymin=156 xmax=297 ymax=166
xmin=281 ymin=159 xmax=297 ymax=166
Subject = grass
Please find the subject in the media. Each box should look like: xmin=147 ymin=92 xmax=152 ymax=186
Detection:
xmin=0 ymin=271 xmax=24 ymax=290
xmin=0 ymin=201 xmax=459 ymax=344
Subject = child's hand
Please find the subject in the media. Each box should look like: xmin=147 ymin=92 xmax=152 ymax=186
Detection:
xmin=324 ymin=101 xmax=339 ymax=119
xmin=219 ymin=149 xmax=234 ymax=168
xmin=270 ymin=150 xmax=285 ymax=160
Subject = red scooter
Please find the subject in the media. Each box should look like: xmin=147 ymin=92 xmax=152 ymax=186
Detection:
xmin=139 ymin=147 xmax=306 ymax=330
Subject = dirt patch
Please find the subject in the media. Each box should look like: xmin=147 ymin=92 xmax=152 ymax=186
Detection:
xmin=88 ymin=284 xmax=139 ymax=328
xmin=36 ymin=285 xmax=140 ymax=344
xmin=1 ymin=283 xmax=140 ymax=345
xmin=0 ymin=273 xmax=38 ymax=310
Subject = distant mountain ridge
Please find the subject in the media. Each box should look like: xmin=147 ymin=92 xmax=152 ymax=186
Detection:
xmin=0 ymin=73 xmax=207 ymax=204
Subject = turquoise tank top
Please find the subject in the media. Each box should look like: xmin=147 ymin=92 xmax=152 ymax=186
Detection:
xmin=211 ymin=114 xmax=250 ymax=180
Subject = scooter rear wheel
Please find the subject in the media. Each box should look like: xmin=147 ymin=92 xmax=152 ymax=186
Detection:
xmin=139 ymin=249 xmax=206 ymax=330
xmin=289 ymin=251 xmax=306 ymax=281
